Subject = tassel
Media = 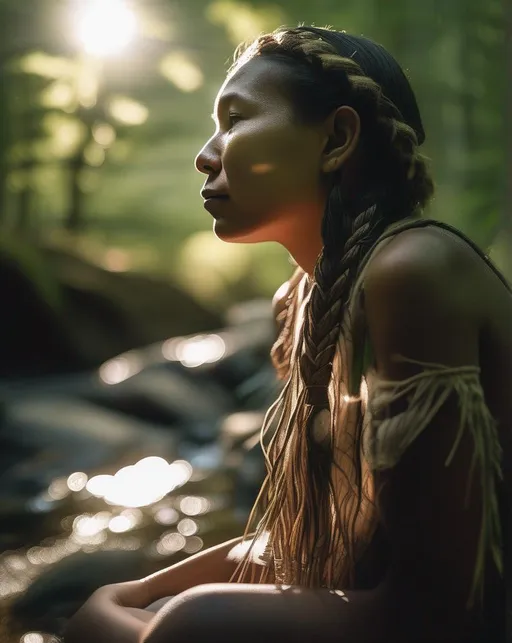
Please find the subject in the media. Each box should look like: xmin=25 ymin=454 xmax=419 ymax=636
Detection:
xmin=367 ymin=355 xmax=504 ymax=609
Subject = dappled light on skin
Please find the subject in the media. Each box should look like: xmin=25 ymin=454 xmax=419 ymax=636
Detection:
xmin=251 ymin=163 xmax=275 ymax=174
xmin=74 ymin=0 xmax=138 ymax=58
xmin=160 ymin=52 xmax=204 ymax=92
xmin=108 ymin=96 xmax=149 ymax=126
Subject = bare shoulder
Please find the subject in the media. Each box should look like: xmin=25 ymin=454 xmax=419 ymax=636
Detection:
xmin=365 ymin=224 xmax=483 ymax=318
xmin=363 ymin=225 xmax=481 ymax=378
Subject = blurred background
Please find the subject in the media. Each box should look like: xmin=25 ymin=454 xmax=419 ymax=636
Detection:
xmin=0 ymin=0 xmax=509 ymax=641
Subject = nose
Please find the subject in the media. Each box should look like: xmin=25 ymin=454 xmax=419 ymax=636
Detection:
xmin=195 ymin=137 xmax=221 ymax=175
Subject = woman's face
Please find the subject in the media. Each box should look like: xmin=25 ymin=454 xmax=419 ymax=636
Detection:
xmin=195 ymin=57 xmax=329 ymax=247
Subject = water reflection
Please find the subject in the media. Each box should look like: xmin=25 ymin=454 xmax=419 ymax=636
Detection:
xmin=156 ymin=531 xmax=186 ymax=555
xmin=177 ymin=518 xmax=198 ymax=536
xmin=84 ymin=457 xmax=193 ymax=508
xmin=66 ymin=472 xmax=88 ymax=493
xmin=179 ymin=495 xmax=210 ymax=516
xmin=163 ymin=333 xmax=226 ymax=367
xmin=99 ymin=355 xmax=141 ymax=385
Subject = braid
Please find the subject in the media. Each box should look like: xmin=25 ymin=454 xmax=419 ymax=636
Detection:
xmin=270 ymin=267 xmax=306 ymax=381
xmin=232 ymin=29 xmax=434 ymax=213
xmin=301 ymin=194 xmax=384 ymax=410
xmin=230 ymin=27 xmax=434 ymax=589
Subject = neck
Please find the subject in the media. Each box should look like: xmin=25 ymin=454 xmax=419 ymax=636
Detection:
xmin=277 ymin=204 xmax=324 ymax=275
xmin=286 ymin=236 xmax=323 ymax=276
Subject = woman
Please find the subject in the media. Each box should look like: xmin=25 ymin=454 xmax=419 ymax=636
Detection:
xmin=64 ymin=26 xmax=510 ymax=643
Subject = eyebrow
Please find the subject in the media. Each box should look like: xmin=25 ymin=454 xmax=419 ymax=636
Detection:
xmin=211 ymin=91 xmax=254 ymax=121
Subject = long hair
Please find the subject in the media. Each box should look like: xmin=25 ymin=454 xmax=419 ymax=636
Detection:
xmin=230 ymin=27 xmax=435 ymax=589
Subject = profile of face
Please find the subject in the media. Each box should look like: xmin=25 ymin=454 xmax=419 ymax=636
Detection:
xmin=195 ymin=56 xmax=357 ymax=250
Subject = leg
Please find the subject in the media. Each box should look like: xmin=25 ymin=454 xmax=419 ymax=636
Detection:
xmin=145 ymin=597 xmax=174 ymax=613
xmin=140 ymin=583 xmax=355 ymax=643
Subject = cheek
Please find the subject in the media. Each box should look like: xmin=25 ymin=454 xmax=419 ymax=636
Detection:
xmin=223 ymin=122 xmax=319 ymax=202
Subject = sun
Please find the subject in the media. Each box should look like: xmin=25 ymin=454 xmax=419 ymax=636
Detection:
xmin=75 ymin=0 xmax=138 ymax=57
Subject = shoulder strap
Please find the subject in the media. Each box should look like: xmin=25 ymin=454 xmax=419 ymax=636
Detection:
xmin=355 ymin=217 xmax=512 ymax=294
xmin=347 ymin=217 xmax=511 ymax=395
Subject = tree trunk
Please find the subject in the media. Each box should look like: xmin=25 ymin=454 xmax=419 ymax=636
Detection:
xmin=65 ymin=151 xmax=86 ymax=233
xmin=16 ymin=166 xmax=33 ymax=233
xmin=505 ymin=0 xmax=512 ymax=277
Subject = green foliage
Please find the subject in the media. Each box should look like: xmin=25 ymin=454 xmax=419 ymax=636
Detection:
xmin=0 ymin=0 xmax=508 ymax=305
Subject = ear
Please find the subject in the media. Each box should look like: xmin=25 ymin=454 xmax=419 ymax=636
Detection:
xmin=320 ymin=105 xmax=361 ymax=174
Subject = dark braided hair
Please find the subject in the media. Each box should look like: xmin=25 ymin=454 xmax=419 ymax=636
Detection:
xmin=229 ymin=26 xmax=435 ymax=588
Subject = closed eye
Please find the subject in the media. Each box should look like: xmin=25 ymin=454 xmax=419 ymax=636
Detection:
xmin=210 ymin=110 xmax=245 ymax=131
xmin=228 ymin=112 xmax=243 ymax=127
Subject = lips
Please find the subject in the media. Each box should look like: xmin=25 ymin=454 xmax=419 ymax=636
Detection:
xmin=201 ymin=189 xmax=229 ymax=200
xmin=203 ymin=196 xmax=229 ymax=216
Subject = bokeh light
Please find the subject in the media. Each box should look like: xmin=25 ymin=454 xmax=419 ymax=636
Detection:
xmin=99 ymin=354 xmax=141 ymax=384
xmin=75 ymin=0 xmax=138 ymax=57
xmin=153 ymin=506 xmax=179 ymax=525
xmin=177 ymin=334 xmax=226 ymax=368
xmin=21 ymin=633 xmax=45 ymax=643
xmin=67 ymin=471 xmax=88 ymax=492
xmin=156 ymin=531 xmax=186 ymax=555
xmin=85 ymin=457 xmax=193 ymax=508
xmin=177 ymin=518 xmax=198 ymax=536
xmin=183 ymin=536 xmax=204 ymax=554
xmin=179 ymin=495 xmax=211 ymax=516
xmin=159 ymin=52 xmax=204 ymax=92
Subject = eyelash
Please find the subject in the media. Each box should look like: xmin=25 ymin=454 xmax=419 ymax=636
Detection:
xmin=228 ymin=112 xmax=243 ymax=127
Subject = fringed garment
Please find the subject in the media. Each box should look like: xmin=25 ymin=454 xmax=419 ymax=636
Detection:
xmin=228 ymin=217 xmax=508 ymax=631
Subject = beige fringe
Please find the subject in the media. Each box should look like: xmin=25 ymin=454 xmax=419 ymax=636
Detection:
xmin=229 ymin=216 xmax=504 ymax=612
xmin=364 ymin=354 xmax=504 ymax=608
xmin=229 ymin=269 xmax=379 ymax=589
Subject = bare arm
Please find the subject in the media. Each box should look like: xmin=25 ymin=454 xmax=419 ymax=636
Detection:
xmin=141 ymin=534 xmax=257 ymax=604
xmin=138 ymin=243 xmax=494 ymax=643
xmin=63 ymin=535 xmax=263 ymax=643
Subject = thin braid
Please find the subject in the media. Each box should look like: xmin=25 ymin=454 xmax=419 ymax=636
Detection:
xmin=300 ymin=195 xmax=384 ymax=409
xmin=229 ymin=27 xmax=433 ymax=590
xmin=232 ymin=30 xmax=434 ymax=211
xmin=270 ymin=268 xmax=306 ymax=381
xmin=312 ymin=48 xmax=433 ymax=209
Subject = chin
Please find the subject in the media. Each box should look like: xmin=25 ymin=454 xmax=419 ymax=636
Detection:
xmin=213 ymin=219 xmax=271 ymax=244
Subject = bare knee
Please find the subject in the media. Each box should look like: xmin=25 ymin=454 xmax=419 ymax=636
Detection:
xmin=141 ymin=585 xmax=235 ymax=643
xmin=141 ymin=583 xmax=346 ymax=643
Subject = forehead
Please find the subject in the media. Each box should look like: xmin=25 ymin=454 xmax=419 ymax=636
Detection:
xmin=214 ymin=56 xmax=291 ymax=110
